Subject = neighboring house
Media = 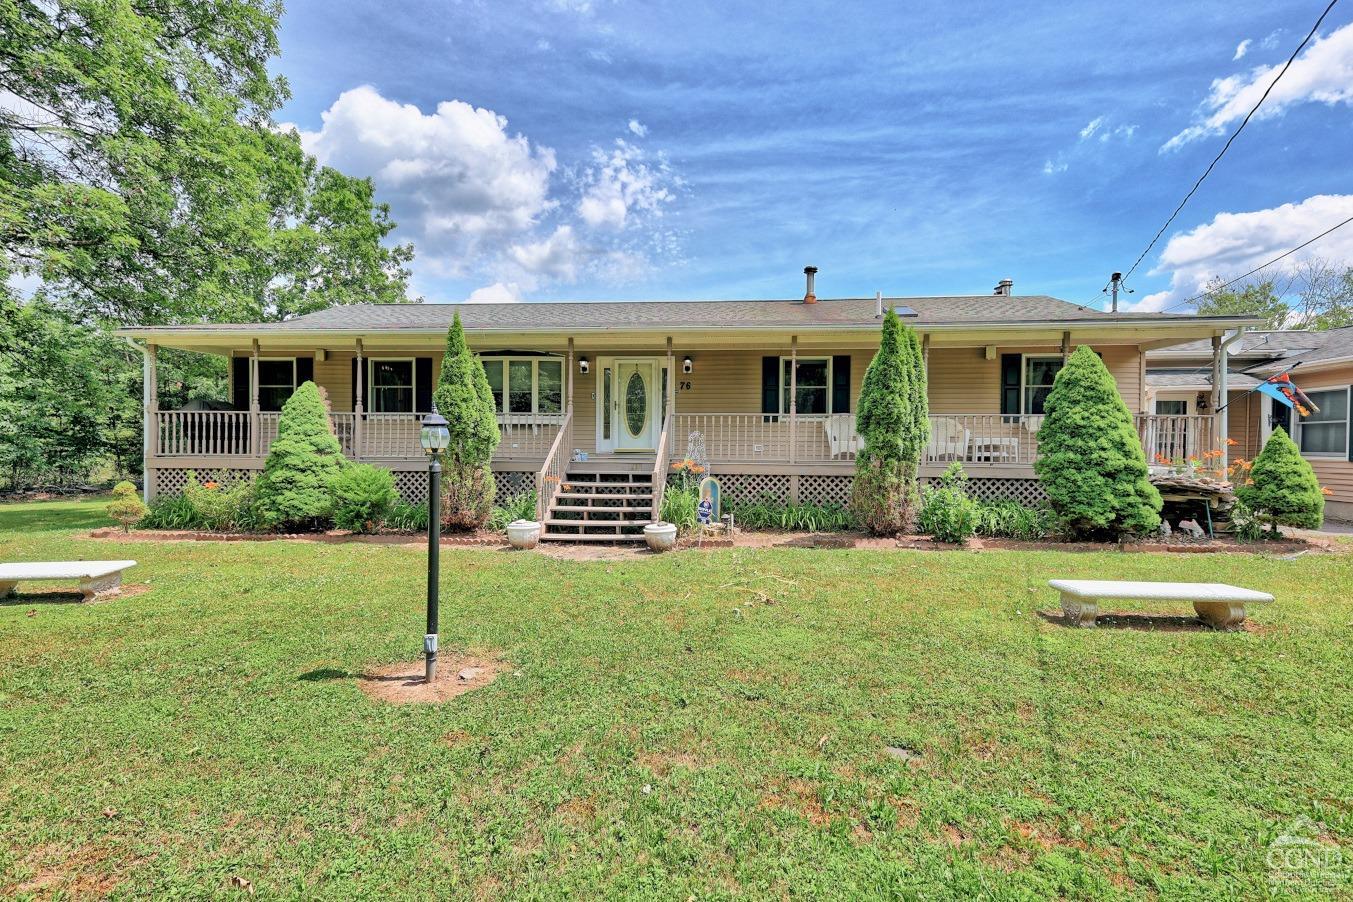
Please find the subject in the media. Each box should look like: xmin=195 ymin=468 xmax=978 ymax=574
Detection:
xmin=119 ymin=273 xmax=1257 ymax=540
xmin=1146 ymin=326 xmax=1353 ymax=522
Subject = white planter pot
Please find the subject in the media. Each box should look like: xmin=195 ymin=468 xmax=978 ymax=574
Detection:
xmin=506 ymin=520 xmax=542 ymax=550
xmin=644 ymin=522 xmax=679 ymax=552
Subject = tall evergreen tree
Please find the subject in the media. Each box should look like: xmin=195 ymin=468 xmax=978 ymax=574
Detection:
xmin=1034 ymin=346 xmax=1161 ymax=538
xmin=254 ymin=382 xmax=345 ymax=531
xmin=851 ymin=309 xmax=927 ymax=534
xmin=1237 ymin=427 xmax=1324 ymax=531
xmin=432 ymin=313 xmax=500 ymax=528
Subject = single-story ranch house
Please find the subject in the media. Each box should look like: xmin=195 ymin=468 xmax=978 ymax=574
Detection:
xmin=119 ymin=274 xmax=1259 ymax=541
xmin=1146 ymin=325 xmax=1353 ymax=522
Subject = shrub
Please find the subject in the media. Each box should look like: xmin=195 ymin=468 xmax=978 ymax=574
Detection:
xmin=106 ymin=481 xmax=147 ymax=532
xmin=433 ymin=312 xmax=500 ymax=529
xmin=254 ymin=382 xmax=346 ymax=531
xmin=1236 ymin=427 xmax=1324 ymax=532
xmin=183 ymin=471 xmax=259 ymax=532
xmin=141 ymin=494 xmax=198 ymax=530
xmin=660 ymin=485 xmax=698 ymax=530
xmin=383 ymin=501 xmax=429 ymax=532
xmin=728 ymin=497 xmax=857 ymax=531
xmin=973 ymin=500 xmax=1055 ymax=540
xmin=917 ymin=463 xmax=978 ymax=543
xmin=1033 ymin=346 xmax=1161 ymax=539
xmin=851 ymin=309 xmax=929 ymax=534
xmin=330 ymin=464 xmax=398 ymax=533
xmin=487 ymin=490 xmax=539 ymax=532
xmin=1228 ymin=498 xmax=1266 ymax=542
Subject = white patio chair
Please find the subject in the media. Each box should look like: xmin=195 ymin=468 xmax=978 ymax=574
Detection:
xmin=927 ymin=417 xmax=970 ymax=461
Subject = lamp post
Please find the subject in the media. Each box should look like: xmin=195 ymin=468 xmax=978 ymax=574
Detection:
xmin=419 ymin=407 xmax=450 ymax=682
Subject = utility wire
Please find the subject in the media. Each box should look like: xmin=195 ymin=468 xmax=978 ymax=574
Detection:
xmin=1161 ymin=211 xmax=1353 ymax=312
xmin=1122 ymin=0 xmax=1341 ymax=282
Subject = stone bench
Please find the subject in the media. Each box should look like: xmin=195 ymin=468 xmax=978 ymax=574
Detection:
xmin=1048 ymin=579 xmax=1274 ymax=630
xmin=0 ymin=561 xmax=137 ymax=601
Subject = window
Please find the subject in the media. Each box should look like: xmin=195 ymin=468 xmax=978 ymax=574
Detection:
xmin=1298 ymin=388 xmax=1349 ymax=456
xmin=257 ymin=359 xmax=296 ymax=412
xmin=1023 ymin=356 xmax=1063 ymax=415
xmin=369 ymin=359 xmax=414 ymax=413
xmin=1155 ymin=399 xmax=1187 ymax=416
xmin=780 ymin=357 xmax=831 ymax=416
xmin=481 ymin=357 xmax=565 ymax=416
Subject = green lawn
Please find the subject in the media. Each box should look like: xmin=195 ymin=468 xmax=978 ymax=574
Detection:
xmin=1 ymin=498 xmax=1350 ymax=900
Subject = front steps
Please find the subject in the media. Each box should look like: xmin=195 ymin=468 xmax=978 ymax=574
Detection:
xmin=541 ymin=462 xmax=657 ymax=543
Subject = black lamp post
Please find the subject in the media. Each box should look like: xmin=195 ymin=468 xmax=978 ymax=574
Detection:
xmin=419 ymin=407 xmax=450 ymax=682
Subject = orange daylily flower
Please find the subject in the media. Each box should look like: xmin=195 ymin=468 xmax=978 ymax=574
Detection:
xmin=1322 ymin=487 xmax=1334 ymax=496
xmin=1225 ymin=437 xmax=1238 ymax=446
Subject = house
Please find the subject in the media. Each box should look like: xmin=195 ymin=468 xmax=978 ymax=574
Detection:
xmin=1146 ymin=325 xmax=1353 ymax=522
xmin=118 ymin=271 xmax=1259 ymax=540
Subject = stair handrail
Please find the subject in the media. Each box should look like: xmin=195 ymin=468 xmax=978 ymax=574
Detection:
xmin=649 ymin=409 xmax=674 ymax=522
xmin=535 ymin=408 xmax=574 ymax=521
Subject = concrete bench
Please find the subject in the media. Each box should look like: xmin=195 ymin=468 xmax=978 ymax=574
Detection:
xmin=0 ymin=561 xmax=137 ymax=601
xmin=1049 ymin=579 xmax=1274 ymax=630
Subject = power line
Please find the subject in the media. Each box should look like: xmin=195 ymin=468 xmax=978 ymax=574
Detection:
xmin=1121 ymin=0 xmax=1341 ymax=283
xmin=1161 ymin=210 xmax=1353 ymax=312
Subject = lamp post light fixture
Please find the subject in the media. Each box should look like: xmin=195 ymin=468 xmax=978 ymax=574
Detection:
xmin=419 ymin=407 xmax=450 ymax=682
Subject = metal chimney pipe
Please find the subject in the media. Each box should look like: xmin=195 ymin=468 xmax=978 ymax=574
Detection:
xmin=875 ymin=290 xmax=883 ymax=318
xmin=803 ymin=266 xmax=818 ymax=304
xmin=993 ymin=278 xmax=1013 ymax=296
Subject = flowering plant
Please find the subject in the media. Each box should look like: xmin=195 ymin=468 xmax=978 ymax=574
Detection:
xmin=670 ymin=458 xmax=705 ymax=491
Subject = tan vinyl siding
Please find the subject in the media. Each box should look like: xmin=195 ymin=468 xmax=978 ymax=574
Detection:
xmin=310 ymin=351 xmax=441 ymax=413
xmin=1226 ymin=390 xmax=1262 ymax=460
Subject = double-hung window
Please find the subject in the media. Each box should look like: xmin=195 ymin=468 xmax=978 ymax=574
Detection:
xmin=1297 ymin=387 xmax=1349 ymax=456
xmin=1022 ymin=356 xmax=1063 ymax=416
xmin=369 ymin=359 xmax=415 ymax=413
xmin=780 ymin=357 xmax=831 ymax=416
xmin=257 ymin=359 xmax=297 ymax=412
xmin=481 ymin=358 xmax=564 ymax=417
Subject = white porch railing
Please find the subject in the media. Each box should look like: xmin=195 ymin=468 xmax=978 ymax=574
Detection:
xmin=156 ymin=410 xmax=251 ymax=456
xmin=535 ymin=409 xmax=574 ymax=521
xmin=1134 ymin=413 xmax=1217 ymax=463
xmin=497 ymin=413 xmax=566 ymax=458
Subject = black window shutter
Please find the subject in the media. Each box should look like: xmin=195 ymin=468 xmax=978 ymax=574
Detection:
xmin=761 ymin=356 xmax=780 ymax=416
xmin=231 ymin=357 xmax=249 ymax=410
xmin=831 ymin=355 xmax=851 ymax=413
xmin=295 ymin=356 xmax=313 ymax=387
xmin=1000 ymin=354 xmax=1022 ymax=416
xmin=415 ymin=358 xmax=433 ymax=412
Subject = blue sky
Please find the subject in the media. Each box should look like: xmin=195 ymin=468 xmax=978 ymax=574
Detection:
xmin=274 ymin=1 xmax=1353 ymax=309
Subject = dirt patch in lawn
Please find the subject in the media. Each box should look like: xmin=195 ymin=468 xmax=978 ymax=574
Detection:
xmin=358 ymin=654 xmax=505 ymax=705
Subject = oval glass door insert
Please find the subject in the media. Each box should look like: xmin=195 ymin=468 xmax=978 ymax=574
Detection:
xmin=624 ymin=370 xmax=647 ymax=437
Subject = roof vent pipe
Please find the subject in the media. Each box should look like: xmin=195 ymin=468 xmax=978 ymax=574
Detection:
xmin=993 ymin=278 xmax=1013 ymax=296
xmin=803 ymin=266 xmax=818 ymax=304
xmin=875 ymin=290 xmax=883 ymax=318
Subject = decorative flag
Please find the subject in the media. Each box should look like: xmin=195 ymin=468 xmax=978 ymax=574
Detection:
xmin=1256 ymin=372 xmax=1319 ymax=417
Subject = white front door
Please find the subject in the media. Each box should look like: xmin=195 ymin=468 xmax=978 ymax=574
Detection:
xmin=604 ymin=358 xmax=659 ymax=451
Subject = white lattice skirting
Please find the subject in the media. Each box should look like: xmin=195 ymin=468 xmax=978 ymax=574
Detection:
xmin=152 ymin=467 xmax=257 ymax=498
xmin=667 ymin=472 xmax=1047 ymax=507
xmin=493 ymin=471 xmax=536 ymax=504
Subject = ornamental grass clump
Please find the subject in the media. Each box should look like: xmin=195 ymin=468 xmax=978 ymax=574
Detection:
xmin=1236 ymin=427 xmax=1324 ymax=532
xmin=254 ymin=382 xmax=346 ymax=531
xmin=1033 ymin=345 xmax=1161 ymax=539
xmin=851 ymin=308 xmax=929 ymax=534
xmin=434 ymin=312 xmax=500 ymax=530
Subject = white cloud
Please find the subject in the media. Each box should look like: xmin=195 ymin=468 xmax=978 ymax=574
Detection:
xmin=576 ymin=139 xmax=677 ymax=230
xmin=587 ymin=49 xmax=613 ymax=64
xmin=1127 ymin=194 xmax=1353 ymax=311
xmin=1163 ymin=22 xmax=1353 ymax=151
xmin=507 ymin=225 xmax=582 ymax=285
xmin=1042 ymin=117 xmax=1135 ymax=174
xmin=535 ymin=39 xmax=552 ymax=52
xmin=1079 ymin=116 xmax=1104 ymax=140
xmin=627 ymin=118 xmax=648 ymax=137
xmin=1042 ymin=159 xmax=1068 ymax=175
xmin=1233 ymin=38 xmax=1252 ymax=61
xmin=297 ymin=85 xmax=557 ymax=276
xmin=465 ymin=281 xmax=524 ymax=302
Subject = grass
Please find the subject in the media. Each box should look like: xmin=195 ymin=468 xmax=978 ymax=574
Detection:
xmin=0 ymin=498 xmax=1350 ymax=899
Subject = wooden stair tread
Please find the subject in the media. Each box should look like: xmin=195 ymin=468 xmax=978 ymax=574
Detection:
xmin=539 ymin=532 xmax=647 ymax=542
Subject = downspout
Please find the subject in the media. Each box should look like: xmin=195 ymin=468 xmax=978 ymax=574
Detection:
xmin=122 ymin=336 xmax=153 ymax=503
xmin=1217 ymin=328 xmax=1244 ymax=471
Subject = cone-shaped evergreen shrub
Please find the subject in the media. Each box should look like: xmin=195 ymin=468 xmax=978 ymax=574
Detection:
xmin=1033 ymin=345 xmax=1161 ymax=538
xmin=851 ymin=309 xmax=929 ymax=534
xmin=432 ymin=313 xmax=499 ymax=528
xmin=1236 ymin=427 xmax=1324 ymax=531
xmin=106 ymin=480 xmax=147 ymax=532
xmin=254 ymin=381 xmax=345 ymax=531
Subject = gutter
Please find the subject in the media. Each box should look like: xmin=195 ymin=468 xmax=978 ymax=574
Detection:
xmin=122 ymin=336 xmax=154 ymax=504
xmin=1217 ymin=329 xmax=1245 ymax=471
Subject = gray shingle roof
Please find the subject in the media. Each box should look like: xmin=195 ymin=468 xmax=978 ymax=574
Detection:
xmin=1149 ymin=330 xmax=1324 ymax=359
xmin=126 ymin=296 xmax=1247 ymax=333
xmin=1145 ymin=370 xmax=1261 ymax=389
xmin=1290 ymin=326 xmax=1353 ymax=364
